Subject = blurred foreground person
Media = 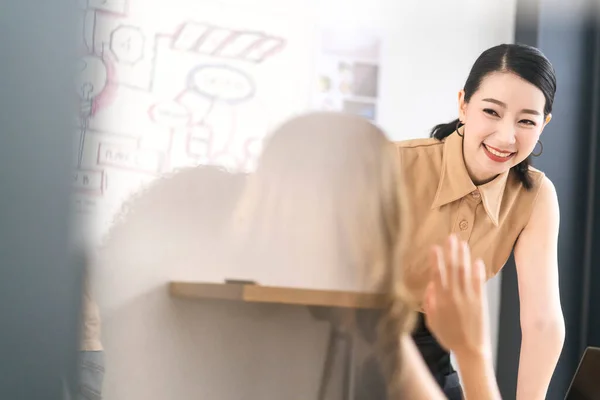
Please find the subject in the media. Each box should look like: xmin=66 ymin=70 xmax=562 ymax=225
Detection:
xmin=93 ymin=166 xmax=248 ymax=400
xmin=232 ymin=112 xmax=501 ymax=399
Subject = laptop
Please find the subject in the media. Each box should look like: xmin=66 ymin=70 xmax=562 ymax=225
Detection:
xmin=565 ymin=347 xmax=600 ymax=400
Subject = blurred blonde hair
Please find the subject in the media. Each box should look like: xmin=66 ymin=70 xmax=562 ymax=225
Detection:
xmin=232 ymin=112 xmax=415 ymax=394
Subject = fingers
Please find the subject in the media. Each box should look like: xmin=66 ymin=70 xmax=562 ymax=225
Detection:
xmin=446 ymin=235 xmax=460 ymax=288
xmin=438 ymin=235 xmax=478 ymax=298
xmin=459 ymin=240 xmax=472 ymax=297
xmin=423 ymin=282 xmax=436 ymax=315
xmin=472 ymin=259 xmax=486 ymax=297
xmin=425 ymin=237 xmax=490 ymax=356
xmin=431 ymin=246 xmax=447 ymax=290
xmin=429 ymin=235 xmax=488 ymax=303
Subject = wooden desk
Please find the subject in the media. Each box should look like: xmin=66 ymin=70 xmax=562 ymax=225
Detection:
xmin=169 ymin=281 xmax=387 ymax=400
xmin=169 ymin=281 xmax=386 ymax=309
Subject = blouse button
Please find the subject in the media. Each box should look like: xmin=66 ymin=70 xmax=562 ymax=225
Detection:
xmin=459 ymin=220 xmax=469 ymax=231
xmin=471 ymin=190 xmax=481 ymax=199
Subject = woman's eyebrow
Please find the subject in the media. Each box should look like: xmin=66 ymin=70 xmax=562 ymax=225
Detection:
xmin=482 ymin=98 xmax=541 ymax=116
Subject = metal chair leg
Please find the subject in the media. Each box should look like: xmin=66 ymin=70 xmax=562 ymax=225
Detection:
xmin=342 ymin=333 xmax=356 ymax=400
xmin=317 ymin=327 xmax=338 ymax=400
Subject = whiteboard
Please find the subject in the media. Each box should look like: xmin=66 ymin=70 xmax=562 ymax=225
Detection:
xmin=72 ymin=0 xmax=318 ymax=243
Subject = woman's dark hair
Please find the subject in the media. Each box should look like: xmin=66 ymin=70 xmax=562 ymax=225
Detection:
xmin=430 ymin=43 xmax=557 ymax=189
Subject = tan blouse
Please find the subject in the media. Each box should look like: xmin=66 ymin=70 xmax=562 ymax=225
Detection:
xmin=396 ymin=131 xmax=545 ymax=303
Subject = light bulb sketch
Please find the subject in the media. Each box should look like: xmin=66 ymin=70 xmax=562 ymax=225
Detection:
xmin=76 ymin=55 xmax=108 ymax=167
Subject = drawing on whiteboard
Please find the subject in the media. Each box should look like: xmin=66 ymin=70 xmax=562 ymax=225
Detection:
xmin=72 ymin=2 xmax=292 ymax=225
xmin=76 ymin=1 xmax=123 ymax=171
xmin=110 ymin=25 xmax=145 ymax=65
xmin=97 ymin=142 xmax=164 ymax=175
xmin=73 ymin=169 xmax=105 ymax=196
xmin=170 ymin=21 xmax=285 ymax=63
xmin=148 ymin=100 xmax=192 ymax=128
xmin=187 ymin=64 xmax=256 ymax=106
xmin=76 ymin=55 xmax=111 ymax=166
xmin=80 ymin=6 xmax=156 ymax=91
xmin=179 ymin=64 xmax=253 ymax=164
xmin=145 ymin=22 xmax=284 ymax=170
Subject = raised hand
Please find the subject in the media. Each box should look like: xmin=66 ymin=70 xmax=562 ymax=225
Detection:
xmin=423 ymin=234 xmax=491 ymax=360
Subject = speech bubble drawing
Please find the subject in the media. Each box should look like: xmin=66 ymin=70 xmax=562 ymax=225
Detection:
xmin=187 ymin=65 xmax=255 ymax=104
xmin=149 ymin=101 xmax=191 ymax=128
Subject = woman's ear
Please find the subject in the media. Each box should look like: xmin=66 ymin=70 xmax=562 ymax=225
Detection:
xmin=540 ymin=113 xmax=552 ymax=135
xmin=457 ymin=90 xmax=467 ymax=122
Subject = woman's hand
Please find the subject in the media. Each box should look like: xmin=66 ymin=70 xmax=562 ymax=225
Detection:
xmin=423 ymin=234 xmax=491 ymax=360
xmin=408 ymin=235 xmax=501 ymax=400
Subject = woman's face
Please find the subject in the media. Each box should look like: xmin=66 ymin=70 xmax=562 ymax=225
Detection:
xmin=458 ymin=71 xmax=551 ymax=184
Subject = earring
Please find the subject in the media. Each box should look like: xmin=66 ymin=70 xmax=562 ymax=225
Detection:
xmin=456 ymin=120 xmax=464 ymax=137
xmin=531 ymin=140 xmax=543 ymax=157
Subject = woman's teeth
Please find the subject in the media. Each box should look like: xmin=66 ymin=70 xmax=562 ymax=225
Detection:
xmin=484 ymin=144 xmax=513 ymax=158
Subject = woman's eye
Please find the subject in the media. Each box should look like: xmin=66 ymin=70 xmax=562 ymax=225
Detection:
xmin=483 ymin=108 xmax=499 ymax=117
xmin=519 ymin=119 xmax=537 ymax=126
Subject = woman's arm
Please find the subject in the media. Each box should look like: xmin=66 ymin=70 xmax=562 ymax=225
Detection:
xmin=400 ymin=334 xmax=501 ymax=400
xmin=397 ymin=335 xmax=448 ymax=399
xmin=514 ymin=176 xmax=565 ymax=400
xmin=453 ymin=347 xmax=501 ymax=400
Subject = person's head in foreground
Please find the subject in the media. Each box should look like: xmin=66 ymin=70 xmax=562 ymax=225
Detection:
xmin=432 ymin=43 xmax=556 ymax=188
xmin=232 ymin=111 xmax=410 ymax=294
xmin=234 ymin=111 xmax=448 ymax=393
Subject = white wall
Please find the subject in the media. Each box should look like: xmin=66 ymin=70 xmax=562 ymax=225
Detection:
xmin=89 ymin=0 xmax=516 ymax=398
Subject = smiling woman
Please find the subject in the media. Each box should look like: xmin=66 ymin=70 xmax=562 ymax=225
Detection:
xmin=431 ymin=44 xmax=556 ymax=188
xmin=455 ymin=70 xmax=550 ymax=185
xmin=475 ymin=94 xmax=542 ymax=163
xmin=394 ymin=43 xmax=565 ymax=400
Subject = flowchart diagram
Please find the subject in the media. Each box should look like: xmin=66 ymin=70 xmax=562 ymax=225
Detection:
xmin=72 ymin=0 xmax=300 ymax=233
